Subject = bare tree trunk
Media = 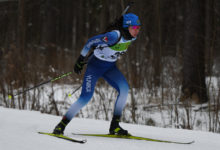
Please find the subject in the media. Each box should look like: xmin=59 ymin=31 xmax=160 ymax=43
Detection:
xmin=153 ymin=0 xmax=162 ymax=87
xmin=205 ymin=0 xmax=215 ymax=76
xmin=17 ymin=0 xmax=27 ymax=109
xmin=181 ymin=0 xmax=208 ymax=103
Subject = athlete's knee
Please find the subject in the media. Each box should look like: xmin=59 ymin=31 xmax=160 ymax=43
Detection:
xmin=78 ymin=92 xmax=93 ymax=104
xmin=119 ymin=81 xmax=129 ymax=95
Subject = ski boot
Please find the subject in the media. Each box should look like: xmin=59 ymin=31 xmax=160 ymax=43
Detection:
xmin=53 ymin=117 xmax=70 ymax=135
xmin=109 ymin=115 xmax=130 ymax=136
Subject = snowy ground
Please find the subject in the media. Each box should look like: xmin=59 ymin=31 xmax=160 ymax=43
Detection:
xmin=1 ymin=107 xmax=220 ymax=150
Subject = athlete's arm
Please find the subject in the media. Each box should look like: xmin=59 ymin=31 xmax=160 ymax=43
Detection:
xmin=80 ymin=31 xmax=119 ymax=57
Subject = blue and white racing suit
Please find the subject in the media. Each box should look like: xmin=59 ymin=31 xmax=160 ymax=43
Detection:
xmin=65 ymin=30 xmax=136 ymax=120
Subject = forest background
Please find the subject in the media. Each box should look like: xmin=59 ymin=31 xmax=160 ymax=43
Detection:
xmin=0 ymin=0 xmax=220 ymax=133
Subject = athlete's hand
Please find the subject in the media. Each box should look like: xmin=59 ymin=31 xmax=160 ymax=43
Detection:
xmin=74 ymin=55 xmax=86 ymax=75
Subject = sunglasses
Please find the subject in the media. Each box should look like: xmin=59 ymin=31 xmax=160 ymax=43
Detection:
xmin=131 ymin=26 xmax=141 ymax=29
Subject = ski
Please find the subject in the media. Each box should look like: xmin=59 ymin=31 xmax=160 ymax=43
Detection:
xmin=74 ymin=133 xmax=194 ymax=144
xmin=38 ymin=132 xmax=86 ymax=144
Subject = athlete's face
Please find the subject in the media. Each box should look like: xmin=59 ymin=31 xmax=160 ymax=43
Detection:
xmin=128 ymin=25 xmax=140 ymax=38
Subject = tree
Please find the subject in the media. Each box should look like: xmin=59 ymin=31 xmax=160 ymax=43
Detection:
xmin=181 ymin=0 xmax=208 ymax=103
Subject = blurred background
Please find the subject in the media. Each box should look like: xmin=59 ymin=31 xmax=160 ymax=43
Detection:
xmin=0 ymin=0 xmax=220 ymax=132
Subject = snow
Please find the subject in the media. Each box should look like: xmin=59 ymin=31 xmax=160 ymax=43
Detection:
xmin=1 ymin=107 xmax=220 ymax=150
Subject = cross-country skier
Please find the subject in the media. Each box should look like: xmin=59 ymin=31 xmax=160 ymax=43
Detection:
xmin=53 ymin=13 xmax=141 ymax=135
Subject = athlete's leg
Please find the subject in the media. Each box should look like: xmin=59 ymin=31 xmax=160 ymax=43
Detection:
xmin=64 ymin=65 xmax=100 ymax=120
xmin=103 ymin=65 xmax=130 ymax=135
xmin=53 ymin=63 xmax=100 ymax=134
xmin=102 ymin=65 xmax=129 ymax=116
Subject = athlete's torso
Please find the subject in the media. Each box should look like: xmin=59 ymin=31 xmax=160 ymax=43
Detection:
xmin=80 ymin=30 xmax=136 ymax=62
xmin=94 ymin=30 xmax=133 ymax=62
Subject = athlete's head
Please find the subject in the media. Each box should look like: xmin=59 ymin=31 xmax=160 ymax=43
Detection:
xmin=123 ymin=13 xmax=141 ymax=38
xmin=123 ymin=13 xmax=141 ymax=28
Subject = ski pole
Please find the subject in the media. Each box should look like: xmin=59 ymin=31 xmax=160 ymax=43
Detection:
xmin=65 ymin=84 xmax=82 ymax=100
xmin=8 ymin=72 xmax=73 ymax=99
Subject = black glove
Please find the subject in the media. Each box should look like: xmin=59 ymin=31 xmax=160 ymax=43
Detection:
xmin=74 ymin=55 xmax=86 ymax=75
